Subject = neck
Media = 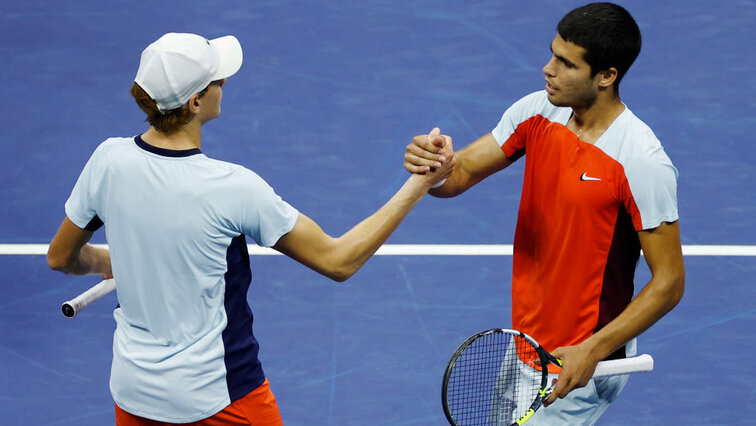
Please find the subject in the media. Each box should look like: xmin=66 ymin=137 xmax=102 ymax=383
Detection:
xmin=569 ymin=94 xmax=625 ymax=143
xmin=142 ymin=121 xmax=202 ymax=150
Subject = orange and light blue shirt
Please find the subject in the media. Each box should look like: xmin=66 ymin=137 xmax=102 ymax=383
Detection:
xmin=65 ymin=135 xmax=298 ymax=422
xmin=492 ymin=91 xmax=678 ymax=360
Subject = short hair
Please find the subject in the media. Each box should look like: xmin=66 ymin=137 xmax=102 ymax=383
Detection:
xmin=130 ymin=82 xmax=212 ymax=134
xmin=557 ymin=2 xmax=642 ymax=91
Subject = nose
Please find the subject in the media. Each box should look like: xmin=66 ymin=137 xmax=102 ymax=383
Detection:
xmin=542 ymin=56 xmax=556 ymax=77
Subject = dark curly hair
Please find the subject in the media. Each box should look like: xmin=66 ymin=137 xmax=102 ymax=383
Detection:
xmin=557 ymin=2 xmax=642 ymax=93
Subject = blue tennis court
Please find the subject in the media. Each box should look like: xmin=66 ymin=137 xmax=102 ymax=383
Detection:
xmin=1 ymin=1 xmax=753 ymax=424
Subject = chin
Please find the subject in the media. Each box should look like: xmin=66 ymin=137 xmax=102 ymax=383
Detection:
xmin=546 ymin=93 xmax=569 ymax=107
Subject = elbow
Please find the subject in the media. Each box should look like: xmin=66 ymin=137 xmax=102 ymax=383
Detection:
xmin=316 ymin=242 xmax=362 ymax=282
xmin=663 ymin=270 xmax=686 ymax=311
xmin=47 ymin=254 xmax=68 ymax=273
xmin=47 ymin=247 xmax=73 ymax=274
xmin=307 ymin=254 xmax=355 ymax=282
xmin=671 ymin=273 xmax=685 ymax=306
xmin=320 ymin=255 xmax=359 ymax=282
xmin=329 ymin=274 xmax=351 ymax=283
xmin=325 ymin=266 xmax=356 ymax=283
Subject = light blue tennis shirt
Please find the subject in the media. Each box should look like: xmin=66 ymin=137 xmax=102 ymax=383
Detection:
xmin=65 ymin=135 xmax=299 ymax=422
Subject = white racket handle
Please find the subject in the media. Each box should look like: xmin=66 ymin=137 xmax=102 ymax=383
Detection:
xmin=61 ymin=278 xmax=116 ymax=318
xmin=592 ymin=354 xmax=654 ymax=377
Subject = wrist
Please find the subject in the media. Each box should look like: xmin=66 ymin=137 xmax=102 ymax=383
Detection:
xmin=407 ymin=173 xmax=433 ymax=190
xmin=580 ymin=334 xmax=615 ymax=362
xmin=407 ymin=171 xmax=450 ymax=192
xmin=430 ymin=178 xmax=447 ymax=189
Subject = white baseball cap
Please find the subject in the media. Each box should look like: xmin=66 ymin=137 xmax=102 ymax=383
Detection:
xmin=135 ymin=33 xmax=243 ymax=113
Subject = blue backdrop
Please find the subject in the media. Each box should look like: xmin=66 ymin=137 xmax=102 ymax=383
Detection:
xmin=0 ymin=1 xmax=754 ymax=424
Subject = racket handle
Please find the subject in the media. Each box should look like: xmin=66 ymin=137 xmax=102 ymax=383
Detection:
xmin=593 ymin=354 xmax=654 ymax=377
xmin=61 ymin=278 xmax=117 ymax=318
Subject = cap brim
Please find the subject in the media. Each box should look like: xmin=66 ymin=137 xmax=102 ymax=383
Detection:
xmin=210 ymin=35 xmax=243 ymax=81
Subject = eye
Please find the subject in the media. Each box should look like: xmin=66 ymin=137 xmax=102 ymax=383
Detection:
xmin=560 ymin=58 xmax=577 ymax=69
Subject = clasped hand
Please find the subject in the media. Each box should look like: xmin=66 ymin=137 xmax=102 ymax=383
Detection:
xmin=405 ymin=127 xmax=455 ymax=178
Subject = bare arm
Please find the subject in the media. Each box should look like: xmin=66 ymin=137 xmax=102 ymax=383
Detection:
xmin=274 ymin=129 xmax=455 ymax=281
xmin=274 ymin=173 xmax=449 ymax=281
xmin=404 ymin=132 xmax=513 ymax=198
xmin=545 ymin=220 xmax=685 ymax=405
xmin=47 ymin=217 xmax=112 ymax=278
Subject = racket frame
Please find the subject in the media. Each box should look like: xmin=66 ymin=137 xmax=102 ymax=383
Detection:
xmin=441 ymin=328 xmax=559 ymax=426
xmin=442 ymin=328 xmax=654 ymax=425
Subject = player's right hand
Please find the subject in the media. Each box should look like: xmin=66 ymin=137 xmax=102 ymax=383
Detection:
xmin=404 ymin=127 xmax=454 ymax=174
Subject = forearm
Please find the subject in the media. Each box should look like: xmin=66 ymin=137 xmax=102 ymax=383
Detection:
xmin=327 ymin=174 xmax=430 ymax=279
xmin=428 ymin=134 xmax=512 ymax=198
xmin=275 ymin=174 xmax=435 ymax=281
xmin=48 ymin=217 xmax=111 ymax=276
xmin=585 ymin=222 xmax=685 ymax=359
xmin=428 ymin=168 xmax=467 ymax=198
xmin=49 ymin=243 xmax=111 ymax=276
xmin=427 ymin=150 xmax=485 ymax=198
xmin=544 ymin=273 xmax=683 ymax=406
xmin=545 ymin=222 xmax=684 ymax=405
xmin=582 ymin=273 xmax=684 ymax=360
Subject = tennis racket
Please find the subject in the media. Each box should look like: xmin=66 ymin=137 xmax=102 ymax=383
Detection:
xmin=442 ymin=328 xmax=654 ymax=425
xmin=61 ymin=278 xmax=116 ymax=318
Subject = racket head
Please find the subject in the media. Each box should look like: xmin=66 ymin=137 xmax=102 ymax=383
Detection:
xmin=442 ymin=329 xmax=552 ymax=426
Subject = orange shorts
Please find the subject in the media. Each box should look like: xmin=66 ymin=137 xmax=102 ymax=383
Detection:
xmin=115 ymin=379 xmax=283 ymax=426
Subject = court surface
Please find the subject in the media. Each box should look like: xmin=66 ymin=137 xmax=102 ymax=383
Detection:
xmin=1 ymin=1 xmax=754 ymax=425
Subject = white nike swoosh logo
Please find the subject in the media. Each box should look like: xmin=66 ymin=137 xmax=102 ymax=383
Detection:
xmin=580 ymin=172 xmax=601 ymax=181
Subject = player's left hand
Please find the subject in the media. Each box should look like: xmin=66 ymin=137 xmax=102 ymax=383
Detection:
xmin=544 ymin=344 xmax=601 ymax=406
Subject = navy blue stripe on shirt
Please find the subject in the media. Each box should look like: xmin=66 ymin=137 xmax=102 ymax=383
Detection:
xmin=222 ymin=235 xmax=265 ymax=401
xmin=84 ymin=215 xmax=104 ymax=231
xmin=134 ymin=135 xmax=202 ymax=157
xmin=596 ymin=206 xmax=640 ymax=360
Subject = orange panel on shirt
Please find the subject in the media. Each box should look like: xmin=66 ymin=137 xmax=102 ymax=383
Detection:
xmin=502 ymin=115 xmax=640 ymax=363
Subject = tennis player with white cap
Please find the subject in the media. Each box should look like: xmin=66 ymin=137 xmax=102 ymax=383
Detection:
xmin=135 ymin=33 xmax=243 ymax=113
xmin=47 ymin=32 xmax=453 ymax=425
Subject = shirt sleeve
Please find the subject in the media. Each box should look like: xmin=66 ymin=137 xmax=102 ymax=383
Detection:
xmin=492 ymin=91 xmax=563 ymax=161
xmin=64 ymin=146 xmax=105 ymax=231
xmin=234 ymin=168 xmax=299 ymax=247
xmin=623 ymin=154 xmax=679 ymax=231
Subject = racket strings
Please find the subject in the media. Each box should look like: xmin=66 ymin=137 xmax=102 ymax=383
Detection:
xmin=446 ymin=332 xmax=542 ymax=425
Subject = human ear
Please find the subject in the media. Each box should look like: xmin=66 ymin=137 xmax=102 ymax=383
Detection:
xmin=187 ymin=93 xmax=201 ymax=114
xmin=597 ymin=67 xmax=618 ymax=89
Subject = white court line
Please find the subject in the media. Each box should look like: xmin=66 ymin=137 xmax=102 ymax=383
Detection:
xmin=1 ymin=244 xmax=755 ymax=256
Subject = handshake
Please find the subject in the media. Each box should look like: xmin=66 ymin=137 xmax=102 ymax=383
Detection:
xmin=404 ymin=127 xmax=456 ymax=191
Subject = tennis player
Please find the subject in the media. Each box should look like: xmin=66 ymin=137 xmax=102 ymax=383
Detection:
xmin=404 ymin=3 xmax=685 ymax=424
xmin=47 ymin=32 xmax=452 ymax=425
